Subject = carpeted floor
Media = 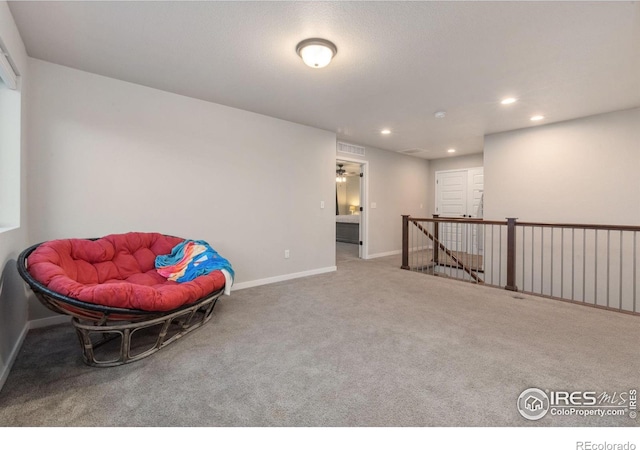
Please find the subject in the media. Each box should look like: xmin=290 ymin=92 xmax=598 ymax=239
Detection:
xmin=0 ymin=242 xmax=638 ymax=427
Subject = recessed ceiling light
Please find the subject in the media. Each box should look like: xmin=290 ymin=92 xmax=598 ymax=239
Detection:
xmin=381 ymin=129 xmax=391 ymax=135
xmin=447 ymin=148 xmax=456 ymax=153
xmin=296 ymin=38 xmax=337 ymax=68
xmin=435 ymin=111 xmax=446 ymax=119
xmin=501 ymin=97 xmax=517 ymax=105
xmin=530 ymin=115 xmax=545 ymax=121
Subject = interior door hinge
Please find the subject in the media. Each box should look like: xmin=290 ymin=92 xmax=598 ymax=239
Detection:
xmin=359 ymin=241 xmax=363 ymax=246
xmin=359 ymin=206 xmax=363 ymax=212
xmin=360 ymin=173 xmax=363 ymax=178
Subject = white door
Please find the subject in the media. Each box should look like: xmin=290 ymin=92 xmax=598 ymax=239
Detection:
xmin=467 ymin=167 xmax=484 ymax=253
xmin=435 ymin=170 xmax=466 ymax=251
xmin=435 ymin=168 xmax=484 ymax=253
xmin=468 ymin=167 xmax=484 ymax=218
xmin=435 ymin=170 xmax=467 ymax=218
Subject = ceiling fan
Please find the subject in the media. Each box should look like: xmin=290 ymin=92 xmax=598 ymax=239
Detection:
xmin=336 ymin=164 xmax=347 ymax=183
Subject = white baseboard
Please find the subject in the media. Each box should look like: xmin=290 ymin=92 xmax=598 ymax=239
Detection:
xmin=29 ymin=314 xmax=70 ymax=329
xmin=232 ymin=266 xmax=337 ymax=291
xmin=366 ymin=250 xmax=401 ymax=259
xmin=0 ymin=265 xmax=338 ymax=390
xmin=0 ymin=321 xmax=29 ymax=393
xmin=0 ymin=265 xmax=337 ymax=392
xmin=0 ymin=314 xmax=71 ymax=392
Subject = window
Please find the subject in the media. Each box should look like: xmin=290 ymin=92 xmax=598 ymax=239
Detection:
xmin=0 ymin=44 xmax=20 ymax=231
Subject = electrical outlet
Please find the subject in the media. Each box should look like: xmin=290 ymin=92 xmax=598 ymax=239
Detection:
xmin=284 ymin=249 xmax=290 ymax=259
xmin=371 ymin=202 xmax=377 ymax=209
xmin=320 ymin=201 xmax=325 ymax=209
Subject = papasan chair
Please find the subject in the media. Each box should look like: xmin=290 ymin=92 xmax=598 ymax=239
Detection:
xmin=17 ymin=232 xmax=233 ymax=367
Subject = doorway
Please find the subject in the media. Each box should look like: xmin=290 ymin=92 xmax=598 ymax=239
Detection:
xmin=335 ymin=158 xmax=367 ymax=260
xmin=435 ymin=167 xmax=484 ymax=218
xmin=435 ymin=167 xmax=484 ymax=255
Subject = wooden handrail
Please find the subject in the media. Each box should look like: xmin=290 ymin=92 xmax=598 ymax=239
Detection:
xmin=409 ymin=217 xmax=508 ymax=226
xmin=401 ymin=214 xmax=640 ymax=316
xmin=515 ymin=222 xmax=640 ymax=232
xmin=407 ymin=216 xmax=640 ymax=232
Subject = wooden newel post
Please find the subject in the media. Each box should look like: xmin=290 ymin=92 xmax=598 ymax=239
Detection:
xmin=401 ymin=215 xmax=410 ymax=270
xmin=432 ymin=214 xmax=440 ymax=263
xmin=505 ymin=217 xmax=518 ymax=291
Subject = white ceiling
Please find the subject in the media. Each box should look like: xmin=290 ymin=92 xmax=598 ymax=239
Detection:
xmin=8 ymin=1 xmax=640 ymax=159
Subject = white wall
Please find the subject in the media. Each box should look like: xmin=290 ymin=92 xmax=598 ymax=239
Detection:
xmin=336 ymin=143 xmax=430 ymax=257
xmin=0 ymin=1 xmax=29 ymax=390
xmin=484 ymin=107 xmax=640 ymax=224
xmin=482 ymin=108 xmax=640 ymax=311
xmin=27 ymin=59 xmax=337 ymax=294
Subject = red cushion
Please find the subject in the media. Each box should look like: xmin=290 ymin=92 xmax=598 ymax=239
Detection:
xmin=27 ymin=232 xmax=226 ymax=312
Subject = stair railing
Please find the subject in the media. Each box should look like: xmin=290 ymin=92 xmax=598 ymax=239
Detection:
xmin=402 ymin=215 xmax=640 ymax=315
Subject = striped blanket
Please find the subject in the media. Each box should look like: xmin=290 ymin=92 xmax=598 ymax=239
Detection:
xmin=155 ymin=240 xmax=234 ymax=284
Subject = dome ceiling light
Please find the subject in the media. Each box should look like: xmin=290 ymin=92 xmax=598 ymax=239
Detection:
xmin=296 ymin=38 xmax=337 ymax=69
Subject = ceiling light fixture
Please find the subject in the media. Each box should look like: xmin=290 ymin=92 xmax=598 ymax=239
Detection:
xmin=447 ymin=148 xmax=456 ymax=153
xmin=435 ymin=111 xmax=446 ymax=119
xmin=296 ymin=38 xmax=337 ymax=69
xmin=381 ymin=129 xmax=391 ymax=135
xmin=501 ymin=97 xmax=517 ymax=105
xmin=530 ymin=115 xmax=545 ymax=121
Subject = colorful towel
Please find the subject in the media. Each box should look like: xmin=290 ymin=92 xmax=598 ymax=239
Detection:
xmin=155 ymin=240 xmax=234 ymax=283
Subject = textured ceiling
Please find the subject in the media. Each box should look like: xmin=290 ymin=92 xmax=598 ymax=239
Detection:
xmin=8 ymin=1 xmax=640 ymax=159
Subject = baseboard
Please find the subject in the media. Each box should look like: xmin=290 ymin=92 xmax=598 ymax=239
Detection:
xmin=0 ymin=321 xmax=29 ymax=393
xmin=232 ymin=266 xmax=337 ymax=291
xmin=29 ymin=314 xmax=70 ymax=329
xmin=0 ymin=266 xmax=336 ymax=391
xmin=366 ymin=250 xmax=401 ymax=259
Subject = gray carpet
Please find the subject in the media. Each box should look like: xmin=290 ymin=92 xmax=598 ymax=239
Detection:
xmin=1 ymin=243 xmax=639 ymax=427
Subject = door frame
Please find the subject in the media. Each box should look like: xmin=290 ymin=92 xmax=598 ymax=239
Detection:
xmin=336 ymin=156 xmax=369 ymax=259
xmin=434 ymin=166 xmax=484 ymax=254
